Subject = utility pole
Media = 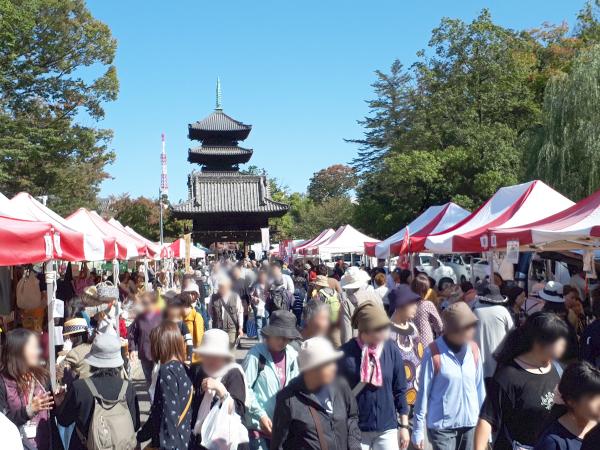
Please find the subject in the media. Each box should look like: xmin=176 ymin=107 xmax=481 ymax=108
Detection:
xmin=159 ymin=132 xmax=169 ymax=246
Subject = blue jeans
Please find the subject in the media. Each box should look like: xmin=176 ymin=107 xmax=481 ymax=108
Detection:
xmin=252 ymin=306 xmax=268 ymax=342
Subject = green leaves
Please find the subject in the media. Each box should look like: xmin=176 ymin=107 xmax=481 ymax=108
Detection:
xmin=526 ymin=44 xmax=600 ymax=200
xmin=0 ymin=0 xmax=118 ymax=214
xmin=350 ymin=4 xmax=600 ymax=238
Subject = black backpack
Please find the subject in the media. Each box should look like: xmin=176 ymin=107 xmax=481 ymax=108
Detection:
xmin=268 ymin=286 xmax=292 ymax=313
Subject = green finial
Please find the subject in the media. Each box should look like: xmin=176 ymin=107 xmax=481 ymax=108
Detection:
xmin=216 ymin=77 xmax=222 ymax=110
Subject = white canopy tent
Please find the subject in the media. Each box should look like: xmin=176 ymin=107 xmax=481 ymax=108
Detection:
xmin=313 ymin=224 xmax=379 ymax=257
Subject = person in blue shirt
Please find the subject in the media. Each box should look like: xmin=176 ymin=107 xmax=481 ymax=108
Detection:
xmin=535 ymin=361 xmax=600 ymax=450
xmin=338 ymin=299 xmax=410 ymax=449
xmin=412 ymin=301 xmax=485 ymax=450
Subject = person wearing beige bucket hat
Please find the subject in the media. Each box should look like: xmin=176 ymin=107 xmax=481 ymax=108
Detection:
xmin=339 ymin=300 xmax=411 ymax=449
xmin=412 ymin=301 xmax=485 ymax=450
xmin=188 ymin=329 xmax=250 ymax=449
xmin=271 ymin=336 xmax=361 ymax=450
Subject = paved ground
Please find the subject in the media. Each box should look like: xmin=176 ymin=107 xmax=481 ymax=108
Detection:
xmin=133 ymin=337 xmax=253 ymax=422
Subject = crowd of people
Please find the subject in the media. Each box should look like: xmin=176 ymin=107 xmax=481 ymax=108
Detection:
xmin=1 ymin=256 xmax=600 ymax=450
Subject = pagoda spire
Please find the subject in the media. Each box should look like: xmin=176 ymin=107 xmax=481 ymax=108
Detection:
xmin=216 ymin=77 xmax=222 ymax=110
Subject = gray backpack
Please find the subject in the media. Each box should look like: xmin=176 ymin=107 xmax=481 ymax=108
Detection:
xmin=83 ymin=378 xmax=136 ymax=450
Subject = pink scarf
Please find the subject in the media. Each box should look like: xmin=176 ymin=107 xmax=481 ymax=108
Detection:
xmin=356 ymin=338 xmax=384 ymax=387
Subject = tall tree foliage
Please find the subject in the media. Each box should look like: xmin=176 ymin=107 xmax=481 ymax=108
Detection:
xmin=351 ymin=5 xmax=600 ymax=238
xmin=525 ymin=45 xmax=600 ymax=199
xmin=307 ymin=164 xmax=357 ymax=203
xmin=351 ymin=10 xmax=537 ymax=237
xmin=0 ymin=0 xmax=118 ymax=214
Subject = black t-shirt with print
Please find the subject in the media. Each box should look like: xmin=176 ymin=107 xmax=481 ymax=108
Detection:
xmin=480 ymin=360 xmax=562 ymax=449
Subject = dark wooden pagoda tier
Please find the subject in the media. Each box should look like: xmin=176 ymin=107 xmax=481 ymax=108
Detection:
xmin=173 ymin=83 xmax=288 ymax=244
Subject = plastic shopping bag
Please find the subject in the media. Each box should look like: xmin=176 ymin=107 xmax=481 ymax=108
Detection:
xmin=201 ymin=395 xmax=249 ymax=450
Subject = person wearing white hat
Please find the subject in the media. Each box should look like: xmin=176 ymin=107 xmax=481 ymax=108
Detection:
xmin=271 ymin=337 xmax=361 ymax=450
xmin=339 ymin=266 xmax=381 ymax=345
xmin=189 ymin=329 xmax=249 ymax=449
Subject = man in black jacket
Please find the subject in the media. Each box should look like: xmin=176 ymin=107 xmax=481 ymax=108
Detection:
xmin=271 ymin=336 xmax=361 ymax=450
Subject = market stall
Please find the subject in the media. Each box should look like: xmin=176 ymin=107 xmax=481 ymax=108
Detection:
xmin=311 ymin=224 xmax=379 ymax=258
xmin=407 ymin=180 xmax=574 ymax=254
xmin=376 ymin=202 xmax=469 ymax=258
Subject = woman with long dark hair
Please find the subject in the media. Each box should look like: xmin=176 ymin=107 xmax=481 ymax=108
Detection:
xmin=136 ymin=321 xmax=193 ymax=449
xmin=474 ymin=312 xmax=569 ymax=450
xmin=534 ymin=361 xmax=600 ymax=450
xmin=0 ymin=328 xmax=55 ymax=449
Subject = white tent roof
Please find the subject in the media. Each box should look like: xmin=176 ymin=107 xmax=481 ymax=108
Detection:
xmin=9 ymin=193 xmax=109 ymax=261
xmin=106 ymin=218 xmax=161 ymax=260
xmin=418 ymin=180 xmax=574 ymax=253
xmin=66 ymin=209 xmax=145 ymax=260
xmin=315 ymin=224 xmax=379 ymax=256
xmin=375 ymin=202 xmax=469 ymax=259
xmin=294 ymin=228 xmax=335 ymax=254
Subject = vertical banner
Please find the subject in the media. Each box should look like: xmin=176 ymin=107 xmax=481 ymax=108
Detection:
xmin=261 ymin=227 xmax=270 ymax=254
xmin=184 ymin=233 xmax=192 ymax=273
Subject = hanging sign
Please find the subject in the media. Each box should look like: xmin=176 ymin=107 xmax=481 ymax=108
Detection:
xmin=480 ymin=235 xmax=489 ymax=249
xmin=506 ymin=240 xmax=520 ymax=264
xmin=584 ymin=250 xmax=597 ymax=279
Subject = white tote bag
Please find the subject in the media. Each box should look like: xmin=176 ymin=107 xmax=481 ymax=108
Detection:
xmin=200 ymin=394 xmax=249 ymax=450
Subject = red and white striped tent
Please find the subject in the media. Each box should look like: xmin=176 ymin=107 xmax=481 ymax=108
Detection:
xmin=0 ymin=214 xmax=54 ymax=265
xmin=294 ymin=228 xmax=335 ymax=256
xmin=409 ymin=181 xmax=574 ymax=254
xmin=163 ymin=238 xmax=206 ymax=259
xmin=9 ymin=193 xmax=114 ymax=261
xmin=311 ymin=224 xmax=379 ymax=256
xmin=490 ymin=187 xmax=600 ymax=250
xmin=107 ymin=218 xmax=161 ymax=259
xmin=372 ymin=203 xmax=470 ymax=259
xmin=66 ymin=208 xmax=146 ymax=260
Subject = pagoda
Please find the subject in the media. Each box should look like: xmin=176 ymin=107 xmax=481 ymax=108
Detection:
xmin=172 ymin=80 xmax=289 ymax=245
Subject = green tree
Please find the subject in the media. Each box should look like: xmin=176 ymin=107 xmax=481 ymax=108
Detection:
xmin=524 ymin=44 xmax=600 ymax=199
xmin=0 ymin=0 xmax=118 ymax=214
xmin=106 ymin=194 xmax=190 ymax=241
xmin=307 ymin=164 xmax=357 ymax=203
xmin=347 ymin=60 xmax=414 ymax=171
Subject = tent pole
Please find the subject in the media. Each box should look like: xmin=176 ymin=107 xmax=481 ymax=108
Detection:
xmin=45 ymin=260 xmax=57 ymax=391
xmin=113 ymin=259 xmax=120 ymax=329
xmin=143 ymin=256 xmax=149 ymax=291
xmin=488 ymin=251 xmax=495 ymax=286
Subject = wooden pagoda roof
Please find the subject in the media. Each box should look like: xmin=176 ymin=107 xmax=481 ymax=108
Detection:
xmin=188 ymin=145 xmax=253 ymax=165
xmin=188 ymin=110 xmax=251 ymax=142
xmin=172 ymin=172 xmax=289 ymax=216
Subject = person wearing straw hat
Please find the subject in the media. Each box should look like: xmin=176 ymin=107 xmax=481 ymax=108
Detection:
xmin=56 ymin=318 xmax=92 ymax=385
xmin=189 ymin=329 xmax=249 ymax=450
xmin=242 ymin=310 xmax=300 ymax=450
xmin=271 ymin=336 xmax=361 ymax=450
xmin=339 ymin=299 xmax=410 ymax=449
xmin=56 ymin=333 xmax=140 ymax=450
xmin=412 ymin=302 xmax=485 ymax=450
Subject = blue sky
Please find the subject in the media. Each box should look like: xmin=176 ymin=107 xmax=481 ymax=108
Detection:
xmin=89 ymin=0 xmax=583 ymax=203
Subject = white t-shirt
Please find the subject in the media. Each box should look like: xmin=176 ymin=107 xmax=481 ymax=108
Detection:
xmin=0 ymin=412 xmax=23 ymax=450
